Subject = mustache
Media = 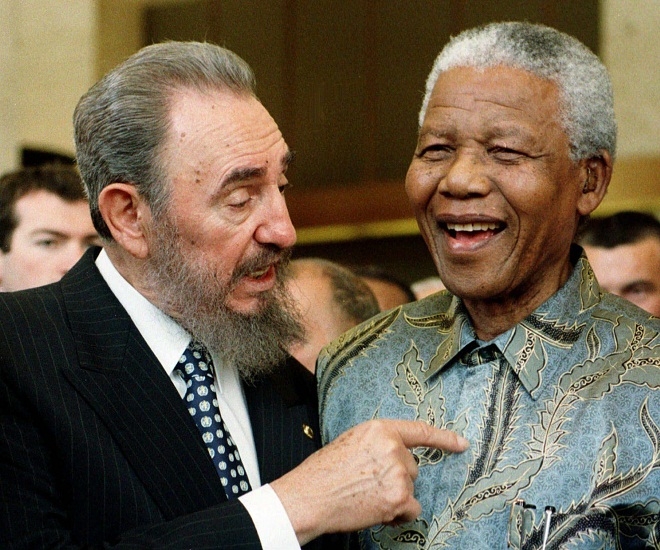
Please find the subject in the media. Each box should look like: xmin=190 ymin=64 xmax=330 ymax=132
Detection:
xmin=230 ymin=245 xmax=293 ymax=285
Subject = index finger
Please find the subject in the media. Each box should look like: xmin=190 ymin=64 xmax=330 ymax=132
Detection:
xmin=390 ymin=419 xmax=470 ymax=452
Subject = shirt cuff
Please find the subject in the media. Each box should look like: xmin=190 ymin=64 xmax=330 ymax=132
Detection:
xmin=239 ymin=483 xmax=301 ymax=550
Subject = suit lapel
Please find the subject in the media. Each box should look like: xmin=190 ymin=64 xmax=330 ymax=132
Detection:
xmin=59 ymin=249 xmax=227 ymax=518
xmin=245 ymin=359 xmax=354 ymax=550
xmin=245 ymin=356 xmax=321 ymax=483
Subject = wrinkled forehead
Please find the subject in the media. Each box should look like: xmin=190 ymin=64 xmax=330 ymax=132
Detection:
xmin=424 ymin=66 xmax=564 ymax=131
xmin=422 ymin=58 xmax=566 ymax=119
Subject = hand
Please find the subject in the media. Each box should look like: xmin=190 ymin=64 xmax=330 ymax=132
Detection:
xmin=270 ymin=419 xmax=469 ymax=545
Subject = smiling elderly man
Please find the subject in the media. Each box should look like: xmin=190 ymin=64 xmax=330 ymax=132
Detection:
xmin=318 ymin=22 xmax=660 ymax=549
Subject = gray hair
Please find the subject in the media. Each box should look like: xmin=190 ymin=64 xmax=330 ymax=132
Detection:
xmin=418 ymin=22 xmax=616 ymax=162
xmin=74 ymin=41 xmax=257 ymax=241
xmin=324 ymin=262 xmax=380 ymax=324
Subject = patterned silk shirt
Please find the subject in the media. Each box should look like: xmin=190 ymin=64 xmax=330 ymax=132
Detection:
xmin=318 ymin=253 xmax=660 ymax=549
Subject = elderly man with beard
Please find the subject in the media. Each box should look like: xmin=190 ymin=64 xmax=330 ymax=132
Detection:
xmin=318 ymin=22 xmax=660 ymax=549
xmin=0 ymin=42 xmax=468 ymax=549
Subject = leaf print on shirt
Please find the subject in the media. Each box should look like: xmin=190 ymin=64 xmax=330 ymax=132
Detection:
xmin=377 ymin=310 xmax=660 ymax=548
xmin=318 ymin=307 xmax=400 ymax=422
xmin=513 ymin=401 xmax=660 ymax=548
xmin=392 ymin=343 xmax=468 ymax=466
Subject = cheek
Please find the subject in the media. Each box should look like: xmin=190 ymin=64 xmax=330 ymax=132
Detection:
xmin=405 ymin=164 xmax=438 ymax=210
xmin=497 ymin=169 xmax=561 ymax=217
xmin=10 ymin=254 xmax=45 ymax=282
xmin=18 ymin=245 xmax=49 ymax=265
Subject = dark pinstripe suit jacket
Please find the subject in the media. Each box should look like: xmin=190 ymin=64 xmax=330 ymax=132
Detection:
xmin=0 ymin=249 xmax=348 ymax=549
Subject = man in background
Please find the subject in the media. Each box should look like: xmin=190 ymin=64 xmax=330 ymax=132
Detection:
xmin=579 ymin=210 xmax=660 ymax=316
xmin=0 ymin=164 xmax=100 ymax=291
xmin=287 ymin=258 xmax=379 ymax=372
xmin=353 ymin=264 xmax=416 ymax=311
xmin=411 ymin=275 xmax=446 ymax=299
xmin=318 ymin=22 xmax=660 ymax=549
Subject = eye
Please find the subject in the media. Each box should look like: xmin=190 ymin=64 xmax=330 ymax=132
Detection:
xmin=226 ymin=188 xmax=252 ymax=208
xmin=417 ymin=143 xmax=454 ymax=161
xmin=489 ymin=146 xmax=527 ymax=163
xmin=626 ymin=283 xmax=652 ymax=297
xmin=35 ymin=238 xmax=58 ymax=248
xmin=88 ymin=236 xmax=103 ymax=248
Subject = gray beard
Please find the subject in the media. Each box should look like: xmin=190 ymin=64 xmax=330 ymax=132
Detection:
xmin=144 ymin=215 xmax=304 ymax=384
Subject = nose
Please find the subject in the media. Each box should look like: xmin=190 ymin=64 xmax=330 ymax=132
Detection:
xmin=254 ymin=189 xmax=297 ymax=249
xmin=440 ymin=150 xmax=490 ymax=199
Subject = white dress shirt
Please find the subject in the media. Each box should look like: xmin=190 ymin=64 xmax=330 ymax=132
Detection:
xmin=96 ymin=249 xmax=300 ymax=549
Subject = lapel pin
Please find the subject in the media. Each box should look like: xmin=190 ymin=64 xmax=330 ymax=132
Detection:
xmin=302 ymin=423 xmax=314 ymax=440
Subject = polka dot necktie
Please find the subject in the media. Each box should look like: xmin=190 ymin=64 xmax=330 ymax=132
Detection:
xmin=175 ymin=341 xmax=252 ymax=499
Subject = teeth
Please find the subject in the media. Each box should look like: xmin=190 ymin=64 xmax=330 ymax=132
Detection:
xmin=250 ymin=267 xmax=269 ymax=278
xmin=446 ymin=222 xmax=501 ymax=232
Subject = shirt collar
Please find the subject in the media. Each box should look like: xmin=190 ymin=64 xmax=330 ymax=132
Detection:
xmin=96 ymin=249 xmax=190 ymax=376
xmin=423 ymin=246 xmax=602 ymax=398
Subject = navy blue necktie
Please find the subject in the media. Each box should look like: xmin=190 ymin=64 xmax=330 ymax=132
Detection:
xmin=175 ymin=341 xmax=252 ymax=499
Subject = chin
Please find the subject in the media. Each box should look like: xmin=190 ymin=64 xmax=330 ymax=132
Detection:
xmin=446 ymin=280 xmax=501 ymax=303
xmin=226 ymin=295 xmax=269 ymax=316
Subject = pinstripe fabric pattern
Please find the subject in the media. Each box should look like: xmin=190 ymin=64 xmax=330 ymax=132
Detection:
xmin=0 ymin=248 xmax=348 ymax=549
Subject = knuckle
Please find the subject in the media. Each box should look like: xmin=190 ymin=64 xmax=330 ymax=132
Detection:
xmin=417 ymin=420 xmax=435 ymax=441
xmin=409 ymin=463 xmax=420 ymax=481
xmin=361 ymin=419 xmax=384 ymax=439
xmin=382 ymin=436 xmax=400 ymax=456
xmin=389 ymin=484 xmax=410 ymax=506
xmin=370 ymin=418 xmax=391 ymax=434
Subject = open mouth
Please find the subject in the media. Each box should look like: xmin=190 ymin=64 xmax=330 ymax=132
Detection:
xmin=445 ymin=222 xmax=503 ymax=238
xmin=247 ymin=266 xmax=272 ymax=279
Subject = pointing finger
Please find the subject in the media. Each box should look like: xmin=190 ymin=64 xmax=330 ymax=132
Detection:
xmin=390 ymin=419 xmax=470 ymax=452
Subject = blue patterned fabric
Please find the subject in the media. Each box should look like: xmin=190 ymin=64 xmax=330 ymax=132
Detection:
xmin=175 ymin=342 xmax=251 ymax=499
xmin=318 ymin=253 xmax=660 ymax=549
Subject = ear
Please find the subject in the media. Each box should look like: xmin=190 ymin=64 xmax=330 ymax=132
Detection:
xmin=98 ymin=183 xmax=153 ymax=259
xmin=576 ymin=151 xmax=613 ymax=217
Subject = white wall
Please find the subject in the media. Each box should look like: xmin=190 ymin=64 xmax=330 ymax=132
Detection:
xmin=0 ymin=0 xmax=96 ymax=174
xmin=602 ymin=0 xmax=660 ymax=158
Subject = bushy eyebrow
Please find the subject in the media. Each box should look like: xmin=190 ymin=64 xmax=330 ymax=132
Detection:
xmin=221 ymin=149 xmax=296 ymax=187
xmin=622 ymin=280 xmax=654 ymax=293
xmin=222 ymin=166 xmax=264 ymax=186
xmin=418 ymin=125 xmax=531 ymax=141
xmin=282 ymin=149 xmax=296 ymax=171
xmin=29 ymin=229 xmax=68 ymax=238
xmin=486 ymin=126 xmax=532 ymax=141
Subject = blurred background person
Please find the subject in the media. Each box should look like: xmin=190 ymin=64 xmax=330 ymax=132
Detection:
xmin=579 ymin=210 xmax=660 ymax=316
xmin=352 ymin=264 xmax=416 ymax=311
xmin=287 ymin=258 xmax=379 ymax=372
xmin=411 ymin=276 xmax=446 ymax=299
xmin=0 ymin=164 xmax=100 ymax=291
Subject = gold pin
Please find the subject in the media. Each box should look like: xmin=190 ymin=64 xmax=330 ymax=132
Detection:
xmin=302 ymin=424 xmax=314 ymax=440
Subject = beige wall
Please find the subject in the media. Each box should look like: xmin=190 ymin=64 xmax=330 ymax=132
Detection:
xmin=0 ymin=0 xmax=96 ymax=174
xmin=598 ymin=0 xmax=660 ymax=214
xmin=0 ymin=0 xmax=19 ymax=171
xmin=602 ymin=0 xmax=659 ymax=158
xmin=97 ymin=0 xmax=143 ymax=79
xmin=0 ymin=0 xmax=658 ymax=214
